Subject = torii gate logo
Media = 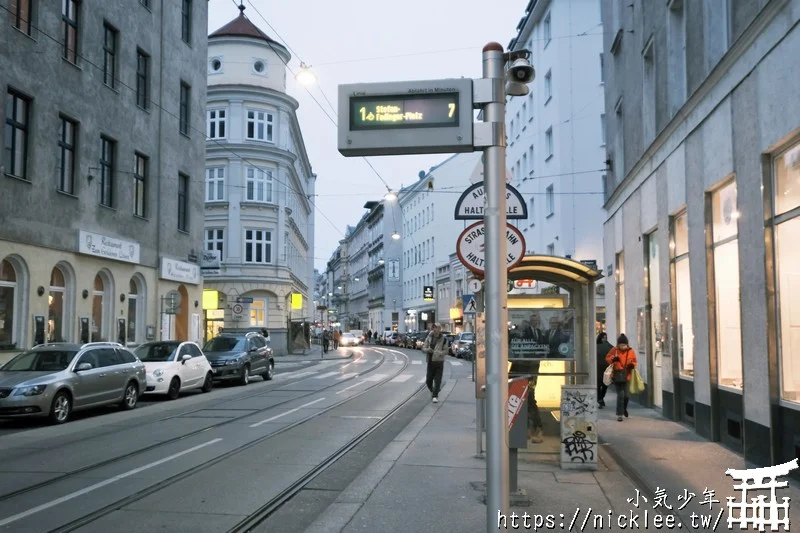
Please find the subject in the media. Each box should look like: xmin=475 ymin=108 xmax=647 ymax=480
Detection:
xmin=725 ymin=458 xmax=798 ymax=531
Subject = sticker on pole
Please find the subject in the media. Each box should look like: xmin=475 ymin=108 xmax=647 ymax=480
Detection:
xmin=507 ymin=378 xmax=529 ymax=430
xmin=456 ymin=221 xmax=526 ymax=275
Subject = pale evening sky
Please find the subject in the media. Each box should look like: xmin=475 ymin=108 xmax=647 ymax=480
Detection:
xmin=207 ymin=0 xmax=530 ymax=272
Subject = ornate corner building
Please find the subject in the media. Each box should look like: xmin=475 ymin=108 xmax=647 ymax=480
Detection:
xmin=201 ymin=6 xmax=316 ymax=355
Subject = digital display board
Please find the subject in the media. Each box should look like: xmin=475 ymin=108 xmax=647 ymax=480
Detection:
xmin=350 ymin=93 xmax=459 ymax=130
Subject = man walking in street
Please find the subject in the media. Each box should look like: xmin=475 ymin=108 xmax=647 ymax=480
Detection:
xmin=423 ymin=323 xmax=449 ymax=403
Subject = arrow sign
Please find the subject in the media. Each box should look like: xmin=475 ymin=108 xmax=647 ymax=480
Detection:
xmin=453 ymin=181 xmax=528 ymax=220
xmin=462 ymin=294 xmax=477 ymax=315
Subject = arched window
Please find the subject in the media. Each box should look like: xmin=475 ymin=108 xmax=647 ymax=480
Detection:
xmin=0 ymin=259 xmax=17 ymax=347
xmin=48 ymin=267 xmax=66 ymax=342
xmin=92 ymin=274 xmax=105 ymax=342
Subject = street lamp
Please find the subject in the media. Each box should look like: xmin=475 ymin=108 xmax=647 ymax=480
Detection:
xmin=384 ymin=190 xmax=397 ymax=202
xmin=295 ymin=62 xmax=317 ymax=85
xmin=391 ymin=231 xmax=400 ymax=240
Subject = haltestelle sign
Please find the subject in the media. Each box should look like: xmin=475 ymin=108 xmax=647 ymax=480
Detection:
xmin=453 ymin=181 xmax=528 ymax=220
xmin=456 ymin=221 xmax=526 ymax=275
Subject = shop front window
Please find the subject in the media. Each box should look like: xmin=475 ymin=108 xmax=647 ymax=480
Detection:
xmin=250 ymin=298 xmax=266 ymax=327
xmin=774 ymin=142 xmax=800 ymax=405
xmin=48 ymin=267 xmax=66 ymax=342
xmin=672 ymin=211 xmax=693 ymax=377
xmin=92 ymin=274 xmax=105 ymax=342
xmin=710 ymin=180 xmax=742 ymax=391
xmin=0 ymin=259 xmax=16 ymax=347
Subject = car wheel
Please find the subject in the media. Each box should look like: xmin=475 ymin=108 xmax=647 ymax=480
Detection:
xmin=121 ymin=382 xmax=138 ymax=410
xmin=239 ymin=364 xmax=250 ymax=386
xmin=201 ymin=372 xmax=213 ymax=392
xmin=49 ymin=391 xmax=72 ymax=425
xmin=262 ymin=361 xmax=274 ymax=381
xmin=167 ymin=377 xmax=181 ymax=400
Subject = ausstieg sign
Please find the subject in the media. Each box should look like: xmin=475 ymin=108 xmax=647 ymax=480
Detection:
xmin=454 ymin=181 xmax=528 ymax=220
xmin=456 ymin=221 xmax=526 ymax=275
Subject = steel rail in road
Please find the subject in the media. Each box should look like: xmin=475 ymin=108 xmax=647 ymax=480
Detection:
xmin=0 ymin=350 xmax=385 ymax=506
xmin=45 ymin=349 xmax=417 ymax=533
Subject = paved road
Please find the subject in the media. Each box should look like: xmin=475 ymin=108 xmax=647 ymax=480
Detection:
xmin=0 ymin=346 xmax=472 ymax=532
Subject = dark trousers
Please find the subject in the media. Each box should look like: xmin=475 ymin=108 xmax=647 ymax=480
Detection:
xmin=614 ymin=382 xmax=630 ymax=416
xmin=527 ymin=376 xmax=543 ymax=430
xmin=426 ymin=361 xmax=444 ymax=397
xmin=323 ymin=340 xmax=329 ymax=353
xmin=598 ymin=382 xmax=608 ymax=405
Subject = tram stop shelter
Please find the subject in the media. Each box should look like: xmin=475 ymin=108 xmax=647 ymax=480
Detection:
xmin=501 ymin=255 xmax=603 ymax=471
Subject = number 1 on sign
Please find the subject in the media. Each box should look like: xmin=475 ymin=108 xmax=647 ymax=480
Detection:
xmin=448 ymin=103 xmax=456 ymax=118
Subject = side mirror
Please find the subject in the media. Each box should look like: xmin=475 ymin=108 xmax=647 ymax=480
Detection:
xmin=76 ymin=362 xmax=92 ymax=372
xmin=181 ymin=354 xmax=191 ymax=363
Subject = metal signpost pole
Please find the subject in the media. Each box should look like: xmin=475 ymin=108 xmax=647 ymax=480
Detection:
xmin=481 ymin=42 xmax=510 ymax=531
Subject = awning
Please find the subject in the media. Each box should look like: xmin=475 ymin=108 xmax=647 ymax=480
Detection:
xmin=508 ymin=255 xmax=603 ymax=285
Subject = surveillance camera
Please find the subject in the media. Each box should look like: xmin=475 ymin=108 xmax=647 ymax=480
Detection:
xmin=506 ymin=58 xmax=535 ymax=84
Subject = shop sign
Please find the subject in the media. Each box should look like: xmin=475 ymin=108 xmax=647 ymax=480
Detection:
xmin=200 ymin=250 xmax=220 ymax=276
xmin=160 ymin=257 xmax=200 ymax=285
xmin=78 ymin=230 xmax=140 ymax=264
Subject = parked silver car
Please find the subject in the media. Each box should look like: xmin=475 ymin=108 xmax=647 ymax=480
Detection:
xmin=0 ymin=342 xmax=146 ymax=424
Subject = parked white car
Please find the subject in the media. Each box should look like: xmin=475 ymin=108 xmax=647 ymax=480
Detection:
xmin=339 ymin=333 xmax=359 ymax=347
xmin=134 ymin=341 xmax=213 ymax=400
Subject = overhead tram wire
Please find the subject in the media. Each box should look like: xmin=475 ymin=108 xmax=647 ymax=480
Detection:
xmin=0 ymin=3 xmax=348 ymax=238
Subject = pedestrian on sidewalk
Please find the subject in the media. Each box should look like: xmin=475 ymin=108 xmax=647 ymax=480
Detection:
xmin=423 ymin=323 xmax=449 ymax=403
xmin=333 ymin=329 xmax=340 ymax=350
xmin=605 ymin=334 xmax=637 ymax=421
xmin=322 ymin=329 xmax=330 ymax=354
xmin=596 ymin=332 xmax=614 ymax=408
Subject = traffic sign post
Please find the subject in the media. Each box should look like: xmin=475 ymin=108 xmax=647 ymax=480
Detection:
xmin=462 ymin=294 xmax=477 ymax=316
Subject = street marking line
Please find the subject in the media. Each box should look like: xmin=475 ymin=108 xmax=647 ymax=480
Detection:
xmin=451 ymin=360 xmax=463 ymax=366
xmin=391 ymin=361 xmax=403 ymax=365
xmin=336 ymin=382 xmax=365 ymax=395
xmin=390 ymin=374 xmax=413 ymax=383
xmin=339 ymin=415 xmax=382 ymax=419
xmin=363 ymin=374 xmax=387 ymax=382
xmin=418 ymin=378 xmax=426 ymax=384
xmin=411 ymin=360 xmax=422 ymax=365
xmin=0 ymin=438 xmax=223 ymax=528
xmin=280 ymin=371 xmax=317 ymax=380
xmin=249 ymin=398 xmax=326 ymax=427
xmin=337 ymin=372 xmax=358 ymax=380
xmin=313 ymin=371 xmax=341 ymax=379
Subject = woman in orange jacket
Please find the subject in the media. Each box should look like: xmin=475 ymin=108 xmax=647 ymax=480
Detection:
xmin=605 ymin=334 xmax=637 ymax=421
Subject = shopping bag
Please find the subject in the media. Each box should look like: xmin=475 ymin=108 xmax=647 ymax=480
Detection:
xmin=628 ymin=368 xmax=646 ymax=395
xmin=602 ymin=364 xmax=614 ymax=386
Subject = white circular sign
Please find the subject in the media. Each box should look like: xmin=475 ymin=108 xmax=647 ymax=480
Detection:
xmin=456 ymin=221 xmax=526 ymax=275
xmin=468 ymin=279 xmax=482 ymax=293
xmin=232 ymin=303 xmax=244 ymax=315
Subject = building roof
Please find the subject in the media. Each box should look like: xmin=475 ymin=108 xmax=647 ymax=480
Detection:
xmin=209 ymin=4 xmax=281 ymax=46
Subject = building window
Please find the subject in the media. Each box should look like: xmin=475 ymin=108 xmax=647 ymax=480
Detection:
xmin=616 ymin=252 xmax=626 ymax=335
xmin=252 ymin=59 xmax=266 ymax=75
xmin=245 ymin=167 xmax=274 ymax=203
xmin=244 ymin=229 xmax=272 ymax=264
xmin=600 ymin=114 xmax=606 ymax=146
xmin=545 ymin=127 xmax=553 ymax=158
xmin=772 ymin=142 xmax=800 ymax=405
xmin=205 ymin=228 xmax=224 ymax=259
xmin=208 ymin=56 xmax=223 ymax=74
xmin=710 ymin=180 xmax=741 ymax=391
xmin=250 ymin=299 xmax=266 ymax=327
xmin=599 ymin=53 xmax=604 ymax=83
xmin=614 ymin=98 xmax=624 ymax=184
xmin=642 ymin=39 xmax=655 ymax=144
xmin=11 ymin=0 xmax=33 ymax=35
xmin=91 ymin=274 xmax=106 ymax=342
xmin=246 ymin=110 xmax=274 ymax=142
xmin=102 ymin=23 xmax=117 ymax=88
xmin=671 ymin=211 xmax=693 ymax=378
xmin=544 ymin=70 xmax=552 ymax=102
xmin=179 ymin=81 xmax=190 ymax=135
xmin=134 ymin=153 xmax=147 ymax=217
xmin=4 ymin=89 xmax=30 ymax=179
xmin=48 ymin=266 xmax=66 ymax=342
xmin=62 ymin=0 xmax=79 ymax=64
xmin=0 ymin=259 xmax=17 ymax=347
xmin=547 ymin=243 xmax=555 ymax=255
xmin=546 ymin=184 xmax=554 ymax=215
xmin=136 ymin=49 xmax=150 ymax=109
xmin=181 ymin=0 xmax=192 ymax=44
xmin=57 ymin=116 xmax=77 ymax=194
xmin=205 ymin=167 xmax=225 ymax=201
xmin=140 ymin=0 xmax=150 ymax=8
xmin=529 ymin=197 xmax=535 ymax=222
xmin=177 ymin=173 xmax=189 ymax=232
xmin=543 ymin=12 xmax=551 ymax=46
xmin=207 ymin=109 xmax=226 ymax=139
xmin=667 ymin=0 xmax=687 ymax=118
xmin=99 ymin=136 xmax=114 ymax=207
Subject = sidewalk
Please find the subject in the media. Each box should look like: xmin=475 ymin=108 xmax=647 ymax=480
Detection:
xmin=307 ymin=379 xmax=800 ymax=532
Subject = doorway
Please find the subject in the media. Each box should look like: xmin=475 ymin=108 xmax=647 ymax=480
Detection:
xmin=175 ymin=285 xmax=189 ymax=341
xmin=646 ymin=231 xmax=663 ymax=408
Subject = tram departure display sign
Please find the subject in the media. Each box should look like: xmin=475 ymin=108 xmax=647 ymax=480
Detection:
xmin=338 ymin=78 xmax=473 ymax=156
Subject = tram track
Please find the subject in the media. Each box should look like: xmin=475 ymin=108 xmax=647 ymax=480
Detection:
xmin=43 ymin=349 xmax=417 ymax=533
xmin=0 ymin=350 xmax=385 ymax=505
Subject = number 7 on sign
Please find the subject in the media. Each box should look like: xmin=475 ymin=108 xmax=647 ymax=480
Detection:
xmin=448 ymin=103 xmax=456 ymax=118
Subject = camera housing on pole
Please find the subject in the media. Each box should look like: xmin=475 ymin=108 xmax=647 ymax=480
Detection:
xmin=504 ymin=49 xmax=535 ymax=97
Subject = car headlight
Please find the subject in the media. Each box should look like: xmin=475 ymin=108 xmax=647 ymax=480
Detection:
xmin=226 ymin=358 xmax=241 ymax=366
xmin=153 ymin=369 xmax=164 ymax=378
xmin=14 ymin=385 xmax=47 ymax=396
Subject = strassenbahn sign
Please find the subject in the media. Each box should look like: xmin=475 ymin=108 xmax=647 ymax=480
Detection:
xmin=338 ymin=78 xmax=474 ymax=156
